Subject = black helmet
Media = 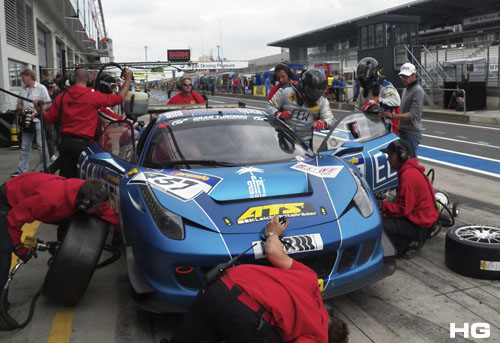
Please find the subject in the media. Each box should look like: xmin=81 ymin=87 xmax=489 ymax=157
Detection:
xmin=95 ymin=74 xmax=117 ymax=94
xmin=299 ymin=69 xmax=327 ymax=106
xmin=357 ymin=57 xmax=379 ymax=89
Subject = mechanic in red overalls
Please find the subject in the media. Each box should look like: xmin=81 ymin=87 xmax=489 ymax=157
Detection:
xmin=41 ymin=67 xmax=132 ymax=178
xmin=167 ymin=76 xmax=206 ymax=105
xmin=168 ymin=216 xmax=349 ymax=343
xmin=379 ymin=139 xmax=439 ymax=258
xmin=0 ymin=173 xmax=120 ymax=321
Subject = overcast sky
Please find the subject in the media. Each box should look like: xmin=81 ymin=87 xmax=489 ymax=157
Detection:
xmin=101 ymin=0 xmax=414 ymax=62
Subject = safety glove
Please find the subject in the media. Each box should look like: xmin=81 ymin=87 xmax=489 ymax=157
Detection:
xmin=313 ymin=120 xmax=327 ymax=131
xmin=274 ymin=111 xmax=292 ymax=120
xmin=13 ymin=244 xmax=37 ymax=263
xmin=360 ymin=99 xmax=380 ymax=112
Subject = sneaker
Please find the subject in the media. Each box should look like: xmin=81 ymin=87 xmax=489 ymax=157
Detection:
xmin=50 ymin=155 xmax=58 ymax=162
xmin=10 ymin=171 xmax=21 ymax=177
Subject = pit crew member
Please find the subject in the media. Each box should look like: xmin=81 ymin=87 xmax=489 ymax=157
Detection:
xmin=267 ymin=63 xmax=294 ymax=100
xmin=267 ymin=69 xmax=335 ymax=145
xmin=168 ymin=216 xmax=349 ymax=343
xmin=41 ymin=67 xmax=132 ymax=178
xmin=379 ymin=139 xmax=439 ymax=257
xmin=0 ymin=173 xmax=120 ymax=304
xmin=167 ymin=76 xmax=206 ymax=105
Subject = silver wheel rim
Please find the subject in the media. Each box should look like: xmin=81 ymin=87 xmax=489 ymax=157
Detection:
xmin=455 ymin=225 xmax=500 ymax=245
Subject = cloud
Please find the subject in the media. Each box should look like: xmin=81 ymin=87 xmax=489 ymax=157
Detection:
xmin=101 ymin=0 xmax=411 ymax=62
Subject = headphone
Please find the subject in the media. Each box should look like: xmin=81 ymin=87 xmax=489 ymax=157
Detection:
xmin=77 ymin=186 xmax=110 ymax=211
xmin=393 ymin=140 xmax=409 ymax=162
xmin=177 ymin=77 xmax=192 ymax=91
xmin=68 ymin=67 xmax=93 ymax=87
xmin=274 ymin=63 xmax=295 ymax=81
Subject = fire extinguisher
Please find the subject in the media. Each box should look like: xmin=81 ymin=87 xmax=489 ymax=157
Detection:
xmin=10 ymin=110 xmax=19 ymax=146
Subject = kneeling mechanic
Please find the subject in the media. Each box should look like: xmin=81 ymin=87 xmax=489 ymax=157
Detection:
xmin=167 ymin=216 xmax=349 ymax=343
xmin=0 ymin=172 xmax=120 ymax=318
xmin=379 ymin=139 xmax=439 ymax=257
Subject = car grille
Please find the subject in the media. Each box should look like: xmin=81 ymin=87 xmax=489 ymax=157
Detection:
xmin=295 ymin=252 xmax=338 ymax=278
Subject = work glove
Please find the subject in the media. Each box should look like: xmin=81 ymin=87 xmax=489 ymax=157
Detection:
xmin=274 ymin=111 xmax=292 ymax=120
xmin=13 ymin=244 xmax=37 ymax=263
xmin=360 ymin=99 xmax=380 ymax=112
xmin=313 ymin=120 xmax=327 ymax=131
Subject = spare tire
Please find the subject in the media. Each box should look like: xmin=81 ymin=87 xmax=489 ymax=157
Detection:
xmin=445 ymin=225 xmax=500 ymax=280
xmin=42 ymin=213 xmax=110 ymax=305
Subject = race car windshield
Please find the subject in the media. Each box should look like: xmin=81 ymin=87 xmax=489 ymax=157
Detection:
xmin=143 ymin=115 xmax=311 ymax=168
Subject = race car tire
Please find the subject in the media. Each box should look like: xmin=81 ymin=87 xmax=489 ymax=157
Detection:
xmin=445 ymin=225 xmax=500 ymax=280
xmin=42 ymin=213 xmax=110 ymax=305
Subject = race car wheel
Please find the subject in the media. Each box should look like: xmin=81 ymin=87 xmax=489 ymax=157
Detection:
xmin=445 ymin=225 xmax=500 ymax=280
xmin=42 ymin=213 xmax=110 ymax=305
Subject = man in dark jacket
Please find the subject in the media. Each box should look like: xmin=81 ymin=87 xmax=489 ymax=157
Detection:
xmin=41 ymin=67 xmax=132 ymax=177
xmin=0 ymin=173 xmax=120 ymax=305
xmin=379 ymin=139 xmax=439 ymax=257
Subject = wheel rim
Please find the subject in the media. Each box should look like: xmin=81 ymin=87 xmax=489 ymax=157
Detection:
xmin=455 ymin=225 xmax=500 ymax=244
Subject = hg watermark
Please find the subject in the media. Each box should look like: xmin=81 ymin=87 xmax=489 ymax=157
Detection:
xmin=450 ymin=323 xmax=490 ymax=339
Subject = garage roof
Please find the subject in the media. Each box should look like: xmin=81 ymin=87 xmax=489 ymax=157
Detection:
xmin=268 ymin=0 xmax=500 ymax=48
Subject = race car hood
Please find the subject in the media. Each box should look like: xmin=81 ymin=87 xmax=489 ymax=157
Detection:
xmin=128 ymin=159 xmax=357 ymax=234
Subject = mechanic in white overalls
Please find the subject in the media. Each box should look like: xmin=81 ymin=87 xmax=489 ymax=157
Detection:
xmin=267 ymin=69 xmax=335 ymax=146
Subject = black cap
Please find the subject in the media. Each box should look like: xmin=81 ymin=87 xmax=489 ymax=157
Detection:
xmin=381 ymin=139 xmax=412 ymax=157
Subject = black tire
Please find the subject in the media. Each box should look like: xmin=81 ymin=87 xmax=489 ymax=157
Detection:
xmin=42 ymin=213 xmax=110 ymax=305
xmin=445 ymin=225 xmax=500 ymax=280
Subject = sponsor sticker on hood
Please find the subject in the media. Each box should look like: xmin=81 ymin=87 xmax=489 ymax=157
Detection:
xmin=291 ymin=162 xmax=343 ymax=178
xmin=237 ymin=202 xmax=317 ymax=225
xmin=129 ymin=170 xmax=221 ymax=201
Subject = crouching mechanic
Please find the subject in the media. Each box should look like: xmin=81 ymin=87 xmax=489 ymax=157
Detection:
xmin=267 ymin=69 xmax=334 ymax=146
xmin=168 ymin=216 xmax=349 ymax=343
xmin=0 ymin=173 xmax=120 ymax=296
xmin=379 ymin=139 xmax=439 ymax=257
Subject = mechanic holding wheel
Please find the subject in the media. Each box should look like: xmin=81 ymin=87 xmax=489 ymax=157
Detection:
xmin=0 ymin=173 xmax=120 ymax=329
xmin=166 ymin=216 xmax=349 ymax=343
xmin=378 ymin=139 xmax=439 ymax=258
xmin=40 ymin=67 xmax=132 ymax=178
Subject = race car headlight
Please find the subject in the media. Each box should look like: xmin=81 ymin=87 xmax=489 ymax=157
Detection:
xmin=139 ymin=185 xmax=185 ymax=240
xmin=348 ymin=167 xmax=373 ymax=218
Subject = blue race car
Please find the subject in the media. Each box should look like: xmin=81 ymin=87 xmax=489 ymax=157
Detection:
xmin=78 ymin=105 xmax=396 ymax=312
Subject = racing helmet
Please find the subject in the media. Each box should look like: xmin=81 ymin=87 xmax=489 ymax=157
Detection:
xmin=357 ymin=57 xmax=379 ymax=89
xmin=95 ymin=74 xmax=117 ymax=94
xmin=299 ymin=69 xmax=327 ymax=106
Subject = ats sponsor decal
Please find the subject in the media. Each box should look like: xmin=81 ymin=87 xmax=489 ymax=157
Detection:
xmin=346 ymin=154 xmax=366 ymax=176
xmin=252 ymin=233 xmax=324 ymax=259
xmin=237 ymin=202 xmax=316 ymax=225
xmin=236 ymin=166 xmax=266 ymax=198
xmin=129 ymin=171 xmax=221 ymax=201
xmin=291 ymin=163 xmax=343 ymax=178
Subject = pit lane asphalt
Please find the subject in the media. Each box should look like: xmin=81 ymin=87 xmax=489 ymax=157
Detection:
xmin=0 ymin=94 xmax=499 ymax=342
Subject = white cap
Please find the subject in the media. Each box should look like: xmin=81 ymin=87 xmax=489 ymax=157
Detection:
xmin=398 ymin=63 xmax=416 ymax=77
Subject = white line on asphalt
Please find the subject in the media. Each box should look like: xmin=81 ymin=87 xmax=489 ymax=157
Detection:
xmin=421 ymin=144 xmax=500 ymax=163
xmin=422 ymin=134 xmax=500 ymax=149
xmin=208 ymin=99 xmax=225 ymax=103
xmin=419 ymin=156 xmax=500 ymax=179
xmin=423 ymin=119 xmax=500 ymax=130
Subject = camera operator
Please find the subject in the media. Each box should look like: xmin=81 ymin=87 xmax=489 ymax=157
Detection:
xmin=167 ymin=216 xmax=349 ymax=343
xmin=11 ymin=69 xmax=51 ymax=178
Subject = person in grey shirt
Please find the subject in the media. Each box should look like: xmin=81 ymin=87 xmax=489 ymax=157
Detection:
xmin=380 ymin=62 xmax=424 ymax=157
xmin=267 ymin=69 xmax=334 ymax=146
